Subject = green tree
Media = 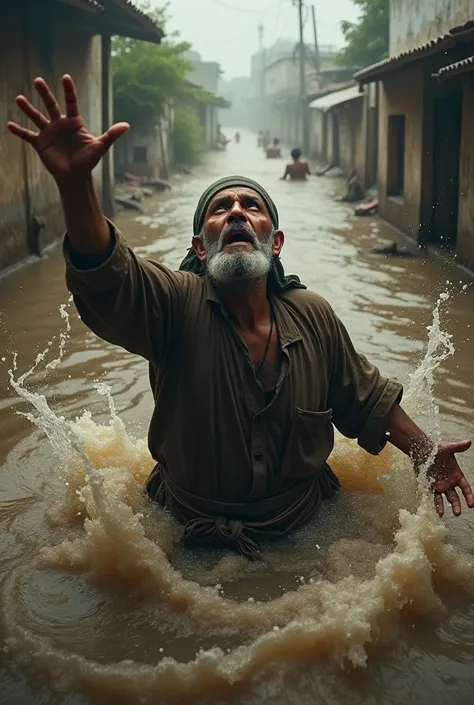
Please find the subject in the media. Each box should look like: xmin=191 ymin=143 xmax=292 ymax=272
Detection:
xmin=336 ymin=0 xmax=389 ymax=69
xmin=172 ymin=107 xmax=204 ymax=166
xmin=112 ymin=4 xmax=210 ymax=134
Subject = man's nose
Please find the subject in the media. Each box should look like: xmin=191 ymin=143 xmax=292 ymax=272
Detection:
xmin=227 ymin=201 xmax=247 ymax=223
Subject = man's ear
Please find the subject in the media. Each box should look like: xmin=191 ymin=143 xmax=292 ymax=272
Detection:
xmin=272 ymin=229 xmax=284 ymax=257
xmin=192 ymin=236 xmax=206 ymax=262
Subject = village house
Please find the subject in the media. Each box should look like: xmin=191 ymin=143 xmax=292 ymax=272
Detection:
xmin=308 ymin=80 xmax=379 ymax=188
xmin=114 ymin=105 xmax=174 ymax=182
xmin=355 ymin=0 xmax=474 ymax=271
xmin=113 ymin=54 xmax=231 ymax=182
xmin=260 ymin=42 xmax=352 ymax=150
xmin=0 ymin=0 xmax=162 ymax=272
xmin=186 ymin=52 xmax=230 ymax=149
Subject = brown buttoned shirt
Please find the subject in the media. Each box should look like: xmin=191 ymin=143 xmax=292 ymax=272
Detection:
xmin=64 ymin=225 xmax=402 ymax=554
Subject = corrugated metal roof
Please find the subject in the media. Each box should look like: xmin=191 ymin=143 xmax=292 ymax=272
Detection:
xmin=434 ymin=55 xmax=474 ymax=82
xmin=309 ymin=85 xmax=362 ymax=111
xmin=354 ymin=20 xmax=474 ymax=85
xmin=53 ymin=0 xmax=164 ymax=42
xmin=107 ymin=0 xmax=164 ymax=41
xmin=53 ymin=0 xmax=104 ymax=11
xmin=306 ymin=80 xmax=355 ymax=102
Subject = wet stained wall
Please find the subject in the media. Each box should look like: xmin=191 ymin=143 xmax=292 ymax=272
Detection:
xmin=390 ymin=0 xmax=474 ymax=56
xmin=0 ymin=1 xmax=102 ymax=272
xmin=456 ymin=75 xmax=474 ymax=271
xmin=377 ymin=65 xmax=424 ymax=239
xmin=338 ymin=99 xmax=366 ymax=180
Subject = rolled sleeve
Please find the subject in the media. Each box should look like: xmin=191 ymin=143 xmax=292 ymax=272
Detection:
xmin=326 ymin=306 xmax=404 ymax=456
xmin=357 ymin=378 xmax=403 ymax=455
xmin=62 ymin=219 xmax=187 ymax=364
xmin=63 ymin=220 xmax=130 ymax=296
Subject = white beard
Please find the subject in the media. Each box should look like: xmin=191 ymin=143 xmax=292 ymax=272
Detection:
xmin=203 ymin=229 xmax=274 ymax=285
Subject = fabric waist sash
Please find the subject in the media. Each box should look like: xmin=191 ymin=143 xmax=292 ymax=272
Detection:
xmin=146 ymin=463 xmax=339 ymax=559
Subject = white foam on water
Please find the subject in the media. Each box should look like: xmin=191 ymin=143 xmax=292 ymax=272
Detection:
xmin=2 ymin=292 xmax=474 ymax=703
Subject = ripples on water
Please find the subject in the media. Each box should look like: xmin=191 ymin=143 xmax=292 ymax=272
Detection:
xmin=1 ymin=136 xmax=474 ymax=704
xmin=0 ymin=292 xmax=473 ymax=705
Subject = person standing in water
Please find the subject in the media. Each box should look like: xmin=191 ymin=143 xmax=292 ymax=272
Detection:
xmin=265 ymin=138 xmax=281 ymax=159
xmin=8 ymin=75 xmax=473 ymax=559
xmin=281 ymin=148 xmax=311 ymax=180
xmin=266 ymin=137 xmax=281 ymax=159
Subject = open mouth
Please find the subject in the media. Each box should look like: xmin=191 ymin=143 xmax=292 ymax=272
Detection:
xmin=224 ymin=230 xmax=253 ymax=246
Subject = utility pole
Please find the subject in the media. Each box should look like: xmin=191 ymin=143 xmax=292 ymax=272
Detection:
xmin=311 ymin=5 xmax=321 ymax=74
xmin=296 ymin=0 xmax=310 ymax=154
xmin=258 ymin=22 xmax=266 ymax=131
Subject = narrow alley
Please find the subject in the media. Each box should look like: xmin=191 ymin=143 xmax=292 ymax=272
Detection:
xmin=1 ymin=133 xmax=474 ymax=705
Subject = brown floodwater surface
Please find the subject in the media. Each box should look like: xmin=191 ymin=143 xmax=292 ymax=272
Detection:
xmin=1 ymin=131 xmax=474 ymax=705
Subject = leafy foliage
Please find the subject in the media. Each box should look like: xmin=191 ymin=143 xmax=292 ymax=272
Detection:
xmin=172 ymin=107 xmax=204 ymax=166
xmin=112 ymin=4 xmax=211 ymax=134
xmin=336 ymin=0 xmax=389 ymax=69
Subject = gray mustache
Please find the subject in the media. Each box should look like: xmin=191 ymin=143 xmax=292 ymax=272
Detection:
xmin=218 ymin=222 xmax=258 ymax=250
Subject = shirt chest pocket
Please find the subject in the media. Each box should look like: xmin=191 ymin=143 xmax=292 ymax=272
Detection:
xmin=281 ymin=408 xmax=334 ymax=479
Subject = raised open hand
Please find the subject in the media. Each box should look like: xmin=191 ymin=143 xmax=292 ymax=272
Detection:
xmin=8 ymin=74 xmax=129 ymax=186
xmin=427 ymin=440 xmax=474 ymax=517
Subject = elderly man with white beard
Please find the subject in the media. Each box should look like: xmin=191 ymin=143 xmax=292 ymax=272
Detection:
xmin=8 ymin=75 xmax=473 ymax=559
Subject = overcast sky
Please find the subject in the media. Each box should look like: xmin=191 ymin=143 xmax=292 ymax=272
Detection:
xmin=158 ymin=0 xmax=360 ymax=78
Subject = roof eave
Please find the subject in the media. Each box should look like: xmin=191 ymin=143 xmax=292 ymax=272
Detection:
xmin=354 ymin=20 xmax=474 ymax=85
xmin=433 ymin=55 xmax=474 ymax=83
xmin=52 ymin=0 xmax=164 ymax=43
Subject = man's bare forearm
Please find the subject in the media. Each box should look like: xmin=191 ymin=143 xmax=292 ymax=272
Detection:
xmin=387 ymin=404 xmax=434 ymax=465
xmin=59 ymin=176 xmax=113 ymax=266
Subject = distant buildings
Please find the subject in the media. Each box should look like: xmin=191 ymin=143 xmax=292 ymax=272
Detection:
xmin=185 ymin=51 xmax=230 ymax=149
xmin=246 ymin=39 xmax=356 ymax=150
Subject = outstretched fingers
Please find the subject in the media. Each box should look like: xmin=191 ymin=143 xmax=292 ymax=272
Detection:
xmin=34 ymin=78 xmax=61 ymax=120
xmin=98 ymin=122 xmax=130 ymax=151
xmin=15 ymin=95 xmax=49 ymax=129
xmin=446 ymin=488 xmax=461 ymax=516
xmin=62 ymin=74 xmax=79 ymax=118
xmin=7 ymin=122 xmax=38 ymax=145
xmin=458 ymin=474 xmax=474 ymax=508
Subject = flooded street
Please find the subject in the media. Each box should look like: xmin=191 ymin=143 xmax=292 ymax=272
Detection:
xmin=1 ymin=130 xmax=474 ymax=705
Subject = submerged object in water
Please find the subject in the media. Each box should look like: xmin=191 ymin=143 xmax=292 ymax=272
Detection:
xmin=372 ymin=242 xmax=415 ymax=257
xmin=355 ymin=198 xmax=378 ymax=216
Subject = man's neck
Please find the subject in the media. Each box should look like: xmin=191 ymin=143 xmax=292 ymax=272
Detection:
xmin=216 ymin=279 xmax=270 ymax=329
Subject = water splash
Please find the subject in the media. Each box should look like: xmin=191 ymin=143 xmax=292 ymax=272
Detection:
xmin=2 ymin=293 xmax=473 ymax=703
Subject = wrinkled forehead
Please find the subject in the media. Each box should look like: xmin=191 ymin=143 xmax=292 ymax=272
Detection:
xmin=206 ymin=186 xmax=267 ymax=212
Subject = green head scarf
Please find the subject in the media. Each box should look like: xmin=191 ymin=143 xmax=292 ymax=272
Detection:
xmin=180 ymin=175 xmax=306 ymax=293
xmin=192 ymin=175 xmax=279 ymax=235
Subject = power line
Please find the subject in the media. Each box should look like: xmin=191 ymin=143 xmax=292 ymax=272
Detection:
xmin=270 ymin=0 xmax=285 ymax=43
xmin=208 ymin=0 xmax=282 ymax=14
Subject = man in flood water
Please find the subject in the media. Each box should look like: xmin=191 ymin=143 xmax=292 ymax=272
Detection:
xmin=265 ymin=138 xmax=281 ymax=159
xmin=281 ymin=148 xmax=311 ymax=180
xmin=9 ymin=76 xmax=473 ymax=559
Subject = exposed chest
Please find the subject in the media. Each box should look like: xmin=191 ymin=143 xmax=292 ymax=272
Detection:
xmin=237 ymin=322 xmax=281 ymax=392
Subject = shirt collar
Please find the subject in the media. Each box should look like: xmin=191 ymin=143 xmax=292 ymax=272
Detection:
xmin=205 ymin=276 xmax=302 ymax=346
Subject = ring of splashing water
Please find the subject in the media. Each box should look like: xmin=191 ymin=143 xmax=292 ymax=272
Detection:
xmin=3 ymin=293 xmax=474 ymax=702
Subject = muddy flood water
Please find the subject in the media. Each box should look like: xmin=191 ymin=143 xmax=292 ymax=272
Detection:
xmin=1 ymin=130 xmax=474 ymax=705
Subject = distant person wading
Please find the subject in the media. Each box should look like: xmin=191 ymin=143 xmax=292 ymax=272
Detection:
xmin=281 ymin=148 xmax=311 ymax=180
xmin=266 ymin=138 xmax=281 ymax=159
xmin=9 ymin=75 xmax=474 ymax=559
